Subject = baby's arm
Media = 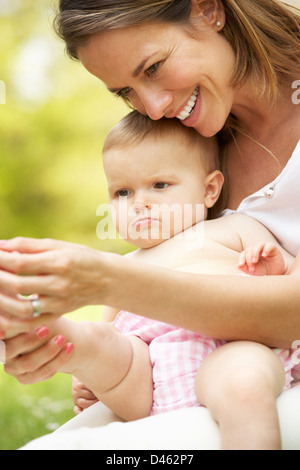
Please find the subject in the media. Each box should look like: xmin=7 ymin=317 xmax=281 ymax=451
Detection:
xmin=226 ymin=214 xmax=295 ymax=276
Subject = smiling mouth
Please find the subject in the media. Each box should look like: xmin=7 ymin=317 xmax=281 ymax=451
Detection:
xmin=176 ymin=87 xmax=199 ymax=121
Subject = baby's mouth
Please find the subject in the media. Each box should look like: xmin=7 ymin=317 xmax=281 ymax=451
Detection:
xmin=176 ymin=87 xmax=199 ymax=121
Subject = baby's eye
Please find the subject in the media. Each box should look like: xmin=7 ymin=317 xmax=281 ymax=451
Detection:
xmin=116 ymin=189 xmax=131 ymax=197
xmin=154 ymin=182 xmax=169 ymax=190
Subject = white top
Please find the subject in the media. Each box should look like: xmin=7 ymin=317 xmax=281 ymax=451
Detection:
xmin=223 ymin=140 xmax=300 ymax=256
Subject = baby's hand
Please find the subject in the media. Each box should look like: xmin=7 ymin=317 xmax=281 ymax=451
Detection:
xmin=72 ymin=376 xmax=99 ymax=415
xmin=238 ymin=241 xmax=287 ymax=276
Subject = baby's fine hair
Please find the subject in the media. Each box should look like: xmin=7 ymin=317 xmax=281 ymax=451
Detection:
xmin=103 ymin=111 xmax=220 ymax=175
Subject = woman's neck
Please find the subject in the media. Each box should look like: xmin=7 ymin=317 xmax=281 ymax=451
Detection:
xmin=224 ymin=83 xmax=300 ymax=210
xmin=231 ymin=84 xmax=297 ymax=142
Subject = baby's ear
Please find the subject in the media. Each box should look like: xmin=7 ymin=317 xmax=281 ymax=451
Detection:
xmin=204 ymin=170 xmax=224 ymax=208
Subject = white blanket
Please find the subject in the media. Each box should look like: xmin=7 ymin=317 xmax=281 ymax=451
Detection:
xmin=21 ymin=384 xmax=300 ymax=450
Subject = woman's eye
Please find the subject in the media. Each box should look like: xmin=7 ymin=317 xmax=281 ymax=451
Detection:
xmin=145 ymin=62 xmax=161 ymax=78
xmin=154 ymin=182 xmax=169 ymax=190
xmin=117 ymin=189 xmax=131 ymax=197
xmin=116 ymin=87 xmax=132 ymax=98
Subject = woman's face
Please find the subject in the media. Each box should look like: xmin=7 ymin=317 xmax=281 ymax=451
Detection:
xmin=78 ymin=19 xmax=236 ymax=137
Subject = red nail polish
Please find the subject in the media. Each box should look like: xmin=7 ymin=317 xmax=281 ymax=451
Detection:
xmin=55 ymin=335 xmax=66 ymax=347
xmin=36 ymin=327 xmax=49 ymax=339
xmin=65 ymin=343 xmax=74 ymax=354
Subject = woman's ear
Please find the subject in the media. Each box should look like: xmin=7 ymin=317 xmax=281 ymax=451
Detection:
xmin=204 ymin=170 xmax=224 ymax=208
xmin=190 ymin=0 xmax=225 ymax=30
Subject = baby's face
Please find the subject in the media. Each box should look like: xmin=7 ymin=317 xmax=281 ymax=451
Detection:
xmin=103 ymin=134 xmax=209 ymax=248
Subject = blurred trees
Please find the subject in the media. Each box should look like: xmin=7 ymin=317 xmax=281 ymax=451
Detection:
xmin=0 ymin=0 xmax=130 ymax=252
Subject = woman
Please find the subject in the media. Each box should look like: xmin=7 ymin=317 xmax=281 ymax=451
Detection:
xmin=2 ymin=0 xmax=300 ymax=449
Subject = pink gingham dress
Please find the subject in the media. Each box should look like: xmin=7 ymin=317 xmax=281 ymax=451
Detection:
xmin=114 ymin=311 xmax=299 ymax=415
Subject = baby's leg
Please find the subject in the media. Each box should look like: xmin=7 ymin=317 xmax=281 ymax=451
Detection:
xmin=61 ymin=321 xmax=153 ymax=422
xmin=95 ymin=333 xmax=154 ymax=421
xmin=195 ymin=341 xmax=286 ymax=450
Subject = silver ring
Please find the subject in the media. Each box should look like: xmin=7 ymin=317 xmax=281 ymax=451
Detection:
xmin=31 ymin=298 xmax=41 ymax=318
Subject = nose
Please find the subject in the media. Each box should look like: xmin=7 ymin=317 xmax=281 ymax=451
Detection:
xmin=133 ymin=192 xmax=151 ymax=213
xmin=132 ymin=87 xmax=173 ymax=121
xmin=133 ymin=200 xmax=151 ymax=213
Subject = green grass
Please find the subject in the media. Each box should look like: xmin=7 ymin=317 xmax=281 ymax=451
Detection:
xmin=0 ymin=306 xmax=103 ymax=450
xmin=0 ymin=371 xmax=74 ymax=450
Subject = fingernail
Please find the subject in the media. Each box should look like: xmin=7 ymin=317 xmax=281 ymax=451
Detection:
xmin=65 ymin=343 xmax=74 ymax=354
xmin=55 ymin=335 xmax=66 ymax=347
xmin=36 ymin=327 xmax=49 ymax=340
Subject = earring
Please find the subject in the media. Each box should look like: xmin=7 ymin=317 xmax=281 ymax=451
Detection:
xmin=216 ymin=21 xmax=222 ymax=27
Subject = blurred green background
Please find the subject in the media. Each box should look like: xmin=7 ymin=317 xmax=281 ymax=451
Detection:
xmin=0 ymin=0 xmax=130 ymax=449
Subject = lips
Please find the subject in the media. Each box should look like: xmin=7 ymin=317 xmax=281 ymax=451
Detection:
xmin=134 ymin=217 xmax=159 ymax=229
xmin=176 ymin=87 xmax=199 ymax=121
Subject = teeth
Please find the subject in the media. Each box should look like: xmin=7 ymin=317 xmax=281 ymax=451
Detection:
xmin=177 ymin=88 xmax=199 ymax=121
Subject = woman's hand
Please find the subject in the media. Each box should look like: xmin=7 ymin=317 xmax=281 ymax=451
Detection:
xmin=4 ymin=328 xmax=74 ymax=384
xmin=3 ymin=316 xmax=101 ymax=386
xmin=0 ymin=305 xmax=60 ymax=340
xmin=72 ymin=376 xmax=99 ymax=415
xmin=0 ymin=237 xmax=116 ymax=319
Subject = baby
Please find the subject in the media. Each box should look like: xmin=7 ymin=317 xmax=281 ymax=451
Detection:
xmin=43 ymin=112 xmax=298 ymax=449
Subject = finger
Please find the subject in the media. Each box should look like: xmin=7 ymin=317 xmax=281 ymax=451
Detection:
xmin=0 ymin=290 xmax=73 ymax=320
xmin=243 ymin=248 xmax=255 ymax=270
xmin=0 ymin=250 xmax=62 ymax=275
xmin=246 ymin=243 xmax=265 ymax=267
xmin=77 ymin=397 xmax=99 ymax=409
xmin=76 ymin=388 xmax=97 ymax=400
xmin=0 ymin=292 xmax=35 ymax=318
xmin=0 ymin=237 xmax=65 ymax=254
xmin=10 ymin=343 xmax=74 ymax=385
xmin=0 ymin=269 xmax=61 ymax=298
xmin=4 ymin=335 xmax=67 ymax=377
xmin=251 ymin=242 xmax=265 ymax=263
xmin=238 ymin=264 xmax=251 ymax=275
xmin=5 ymin=327 xmax=50 ymax=360
xmin=261 ymin=242 xmax=277 ymax=257
xmin=0 ymin=313 xmax=57 ymax=339
xmin=0 ymin=289 xmax=67 ymax=320
xmin=244 ymin=243 xmax=261 ymax=265
xmin=74 ymin=405 xmax=83 ymax=415
xmin=238 ymin=251 xmax=246 ymax=267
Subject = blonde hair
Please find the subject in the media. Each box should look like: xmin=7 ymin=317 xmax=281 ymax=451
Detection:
xmin=55 ymin=0 xmax=300 ymax=102
xmin=103 ymin=111 xmax=219 ymax=171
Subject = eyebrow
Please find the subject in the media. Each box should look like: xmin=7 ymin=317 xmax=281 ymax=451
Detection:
xmin=108 ymin=53 xmax=157 ymax=93
xmin=132 ymin=53 xmax=156 ymax=77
